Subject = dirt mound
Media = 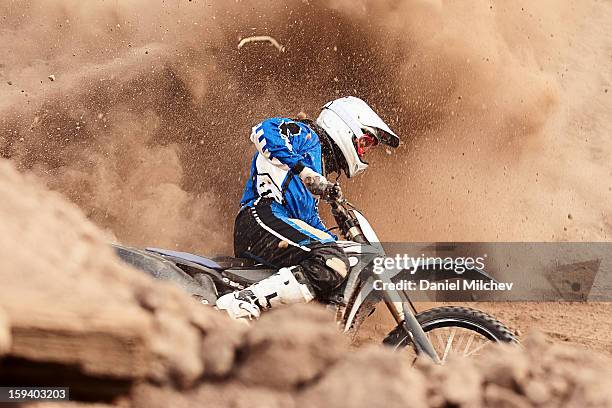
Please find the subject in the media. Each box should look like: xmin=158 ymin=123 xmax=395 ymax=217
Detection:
xmin=0 ymin=158 xmax=246 ymax=395
xmin=1 ymin=158 xmax=611 ymax=407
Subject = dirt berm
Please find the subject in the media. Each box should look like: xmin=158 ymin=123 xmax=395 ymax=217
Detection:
xmin=1 ymin=158 xmax=611 ymax=408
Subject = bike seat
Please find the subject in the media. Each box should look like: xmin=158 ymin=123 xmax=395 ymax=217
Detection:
xmin=146 ymin=248 xmax=261 ymax=273
xmin=211 ymin=256 xmax=258 ymax=269
xmin=146 ymin=247 xmax=223 ymax=270
xmin=222 ymin=267 xmax=276 ymax=286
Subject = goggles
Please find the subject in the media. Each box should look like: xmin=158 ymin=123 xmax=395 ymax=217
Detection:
xmin=355 ymin=130 xmax=379 ymax=157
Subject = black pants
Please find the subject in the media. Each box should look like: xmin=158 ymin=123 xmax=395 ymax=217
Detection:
xmin=234 ymin=199 xmax=349 ymax=299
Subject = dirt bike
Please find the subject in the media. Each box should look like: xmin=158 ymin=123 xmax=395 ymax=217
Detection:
xmin=113 ymin=184 xmax=517 ymax=363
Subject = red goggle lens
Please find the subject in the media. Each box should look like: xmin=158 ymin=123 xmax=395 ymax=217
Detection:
xmin=356 ymin=133 xmax=379 ymax=156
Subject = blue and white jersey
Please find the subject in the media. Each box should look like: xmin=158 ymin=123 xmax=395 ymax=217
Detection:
xmin=240 ymin=117 xmax=332 ymax=235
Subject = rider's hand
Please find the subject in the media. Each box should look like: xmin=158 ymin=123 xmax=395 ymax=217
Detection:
xmin=323 ymin=182 xmax=342 ymax=201
xmin=299 ymin=167 xmax=329 ymax=197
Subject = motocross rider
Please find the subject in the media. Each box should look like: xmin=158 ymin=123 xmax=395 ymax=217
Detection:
xmin=216 ymin=96 xmax=399 ymax=319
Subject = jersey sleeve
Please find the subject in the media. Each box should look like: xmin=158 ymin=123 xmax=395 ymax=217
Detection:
xmin=249 ymin=118 xmax=309 ymax=173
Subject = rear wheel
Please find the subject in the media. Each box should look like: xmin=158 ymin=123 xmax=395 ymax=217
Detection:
xmin=383 ymin=306 xmax=517 ymax=363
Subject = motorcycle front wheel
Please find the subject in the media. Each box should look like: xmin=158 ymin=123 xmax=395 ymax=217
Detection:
xmin=382 ymin=306 xmax=518 ymax=363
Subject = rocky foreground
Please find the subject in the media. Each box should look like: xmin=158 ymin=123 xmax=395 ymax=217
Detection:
xmin=1 ymin=159 xmax=611 ymax=408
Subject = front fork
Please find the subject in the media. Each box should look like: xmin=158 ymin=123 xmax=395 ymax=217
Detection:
xmin=382 ymin=287 xmax=441 ymax=364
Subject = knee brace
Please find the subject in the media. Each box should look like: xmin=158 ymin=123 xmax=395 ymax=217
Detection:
xmin=299 ymin=243 xmax=349 ymax=298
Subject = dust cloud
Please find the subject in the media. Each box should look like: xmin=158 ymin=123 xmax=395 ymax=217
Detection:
xmin=0 ymin=0 xmax=610 ymax=255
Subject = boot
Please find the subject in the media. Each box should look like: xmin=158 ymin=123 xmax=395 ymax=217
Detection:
xmin=216 ymin=266 xmax=314 ymax=320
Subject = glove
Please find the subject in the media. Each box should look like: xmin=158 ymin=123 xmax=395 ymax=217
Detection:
xmin=322 ymin=182 xmax=342 ymax=201
xmin=299 ymin=167 xmax=329 ymax=196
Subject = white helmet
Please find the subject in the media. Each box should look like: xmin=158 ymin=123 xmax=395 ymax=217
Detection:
xmin=316 ymin=96 xmax=399 ymax=178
